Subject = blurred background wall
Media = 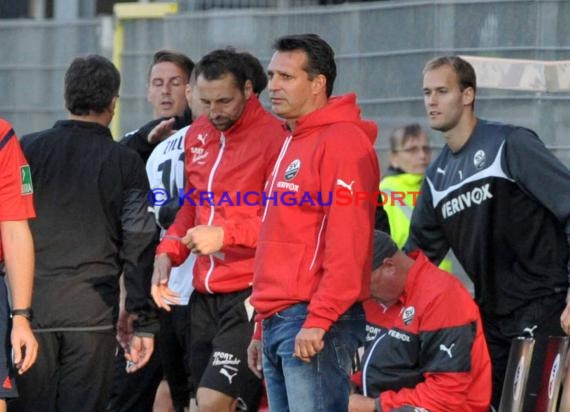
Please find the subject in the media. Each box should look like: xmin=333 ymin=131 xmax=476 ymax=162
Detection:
xmin=0 ymin=0 xmax=569 ymax=170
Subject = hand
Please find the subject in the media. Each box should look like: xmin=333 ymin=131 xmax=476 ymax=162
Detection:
xmin=11 ymin=317 xmax=38 ymax=374
xmin=151 ymin=254 xmax=176 ymax=311
xmin=348 ymin=394 xmax=376 ymax=412
xmin=125 ymin=335 xmax=154 ymax=373
xmin=561 ymin=300 xmax=570 ymax=335
xmin=152 ymin=284 xmax=181 ymax=309
xmin=294 ymin=327 xmax=325 ymax=363
xmin=147 ymin=118 xmax=176 ymax=144
xmin=247 ymin=339 xmax=263 ymax=378
xmin=116 ymin=309 xmax=134 ymax=350
xmin=182 ymin=225 xmax=224 ymax=255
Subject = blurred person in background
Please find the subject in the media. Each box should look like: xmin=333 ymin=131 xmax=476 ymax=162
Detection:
xmin=121 ymin=49 xmax=195 ymax=163
xmin=380 ymin=123 xmax=453 ymax=272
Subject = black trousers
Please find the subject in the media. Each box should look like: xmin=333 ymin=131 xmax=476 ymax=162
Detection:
xmin=9 ymin=330 xmax=116 ymax=412
xmin=483 ymin=293 xmax=566 ymax=412
xmin=106 ymin=343 xmax=162 ymax=412
xmin=106 ymin=307 xmax=191 ymax=412
xmin=158 ymin=305 xmax=192 ymax=409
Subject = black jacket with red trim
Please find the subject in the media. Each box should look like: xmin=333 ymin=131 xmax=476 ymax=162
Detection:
xmin=356 ymin=252 xmax=491 ymax=411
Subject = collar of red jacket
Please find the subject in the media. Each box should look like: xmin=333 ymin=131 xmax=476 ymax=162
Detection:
xmin=193 ymin=95 xmax=267 ymax=140
xmin=291 ymin=92 xmax=377 ymax=145
xmin=399 ymin=251 xmax=430 ymax=305
xmin=226 ymin=95 xmax=266 ymax=136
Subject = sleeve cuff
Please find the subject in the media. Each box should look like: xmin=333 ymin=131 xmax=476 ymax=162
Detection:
xmin=375 ymin=396 xmax=382 ymax=412
xmin=252 ymin=320 xmax=262 ymax=340
xmin=132 ymin=308 xmax=160 ymax=335
xmin=156 ymin=240 xmax=187 ymax=267
xmin=222 ymin=221 xmax=233 ymax=247
xmin=303 ymin=314 xmax=333 ymax=332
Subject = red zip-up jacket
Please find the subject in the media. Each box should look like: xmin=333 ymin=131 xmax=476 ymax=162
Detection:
xmin=251 ymin=93 xmax=380 ymax=331
xmin=354 ymin=252 xmax=492 ymax=411
xmin=0 ymin=119 xmax=35 ymax=262
xmin=156 ymin=96 xmax=286 ymax=294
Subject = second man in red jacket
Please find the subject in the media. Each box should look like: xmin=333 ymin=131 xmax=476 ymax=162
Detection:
xmin=152 ymin=49 xmax=286 ymax=412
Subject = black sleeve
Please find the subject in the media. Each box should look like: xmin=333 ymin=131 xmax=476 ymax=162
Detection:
xmin=120 ymin=154 xmax=160 ymax=334
xmin=176 ymin=107 xmax=193 ymax=129
xmin=404 ymin=179 xmax=450 ymax=264
xmin=120 ymin=114 xmax=192 ymax=164
xmin=119 ymin=118 xmax=164 ymax=164
xmin=504 ymin=128 xmax=570 ymax=274
xmin=374 ymin=203 xmax=391 ymax=234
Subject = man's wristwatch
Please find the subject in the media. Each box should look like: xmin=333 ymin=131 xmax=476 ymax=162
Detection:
xmin=11 ymin=308 xmax=33 ymax=322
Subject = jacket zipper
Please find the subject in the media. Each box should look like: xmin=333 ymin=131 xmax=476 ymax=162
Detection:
xmin=361 ymin=332 xmax=386 ymax=397
xmin=204 ymin=133 xmax=226 ymax=294
xmin=262 ymin=135 xmax=293 ymax=222
xmin=309 ymin=215 xmax=327 ymax=271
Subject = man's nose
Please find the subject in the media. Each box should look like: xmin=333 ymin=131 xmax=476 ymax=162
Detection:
xmin=268 ymin=77 xmax=280 ymax=91
xmin=161 ymin=83 xmax=172 ymax=94
xmin=208 ymin=102 xmax=221 ymax=116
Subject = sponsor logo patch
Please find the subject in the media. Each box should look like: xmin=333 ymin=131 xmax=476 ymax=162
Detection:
xmin=439 ymin=343 xmax=455 ymax=358
xmin=388 ymin=329 xmax=410 ymax=342
xmin=21 ymin=165 xmax=33 ymax=195
xmin=441 ymin=183 xmax=493 ymax=218
xmin=365 ymin=324 xmax=381 ymax=341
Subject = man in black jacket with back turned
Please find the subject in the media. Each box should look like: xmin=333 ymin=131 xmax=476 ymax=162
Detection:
xmin=8 ymin=55 xmax=158 ymax=412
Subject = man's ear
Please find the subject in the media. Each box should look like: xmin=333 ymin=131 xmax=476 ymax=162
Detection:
xmin=185 ymin=84 xmax=193 ymax=105
xmin=462 ymin=86 xmax=475 ymax=107
xmin=389 ymin=152 xmax=400 ymax=169
xmin=107 ymin=96 xmax=118 ymax=117
xmin=312 ymin=73 xmax=327 ymax=96
xmin=244 ymin=79 xmax=253 ymax=100
xmin=382 ymin=258 xmax=397 ymax=276
xmin=146 ymin=84 xmax=152 ymax=103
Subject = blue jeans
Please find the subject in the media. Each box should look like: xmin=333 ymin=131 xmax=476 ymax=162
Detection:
xmin=262 ymin=303 xmax=365 ymax=412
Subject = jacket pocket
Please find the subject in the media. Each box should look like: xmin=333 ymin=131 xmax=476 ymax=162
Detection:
xmin=254 ymin=240 xmax=305 ymax=298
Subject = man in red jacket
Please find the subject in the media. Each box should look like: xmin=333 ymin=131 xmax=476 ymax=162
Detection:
xmin=152 ymin=49 xmax=286 ymax=412
xmin=247 ymin=34 xmax=380 ymax=411
xmin=0 ymin=119 xmax=38 ymax=412
xmin=349 ymin=231 xmax=491 ymax=412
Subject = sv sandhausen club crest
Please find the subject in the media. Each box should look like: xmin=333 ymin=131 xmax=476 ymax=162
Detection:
xmin=402 ymin=306 xmax=415 ymax=325
xmin=473 ymin=149 xmax=486 ymax=169
xmin=284 ymin=159 xmax=301 ymax=181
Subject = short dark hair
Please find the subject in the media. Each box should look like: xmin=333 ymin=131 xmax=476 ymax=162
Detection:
xmin=389 ymin=123 xmax=425 ymax=152
xmin=239 ymin=51 xmax=267 ymax=95
xmin=147 ymin=49 xmax=194 ymax=83
xmin=272 ymin=33 xmax=336 ymax=97
xmin=194 ymin=49 xmax=249 ymax=91
xmin=423 ymin=56 xmax=477 ymax=95
xmin=64 ymin=55 xmax=120 ymax=116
